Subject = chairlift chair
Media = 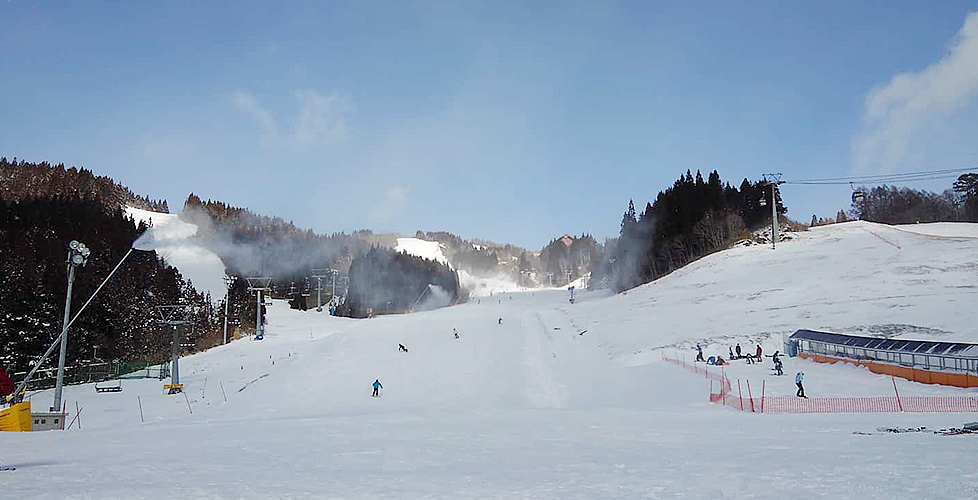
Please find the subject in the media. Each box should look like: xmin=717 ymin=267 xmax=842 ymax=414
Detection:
xmin=850 ymin=182 xmax=866 ymax=204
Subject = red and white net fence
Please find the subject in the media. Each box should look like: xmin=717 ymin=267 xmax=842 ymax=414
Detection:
xmin=662 ymin=353 xmax=978 ymax=414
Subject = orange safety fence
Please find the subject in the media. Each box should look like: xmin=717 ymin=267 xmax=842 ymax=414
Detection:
xmin=663 ymin=353 xmax=978 ymax=414
xmin=661 ymin=353 xmax=732 ymax=394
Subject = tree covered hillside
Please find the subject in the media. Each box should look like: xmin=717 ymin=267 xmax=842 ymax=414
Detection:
xmin=336 ymin=247 xmax=461 ymax=318
xmin=1 ymin=157 xmax=168 ymax=212
xmin=609 ymin=170 xmax=786 ymax=291
xmin=0 ymin=195 xmax=214 ymax=375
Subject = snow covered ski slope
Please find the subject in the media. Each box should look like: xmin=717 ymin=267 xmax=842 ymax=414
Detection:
xmin=125 ymin=206 xmax=227 ymax=301
xmin=5 ymin=221 xmax=978 ymax=499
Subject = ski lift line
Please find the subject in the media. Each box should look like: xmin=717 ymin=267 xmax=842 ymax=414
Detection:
xmin=789 ymin=174 xmax=965 ymax=184
xmin=786 ymin=174 xmax=965 ymax=186
xmin=789 ymin=174 xmax=967 ymax=184
xmin=792 ymin=167 xmax=978 ymax=182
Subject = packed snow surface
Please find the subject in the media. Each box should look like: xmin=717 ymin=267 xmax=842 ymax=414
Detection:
xmin=7 ymin=220 xmax=978 ymax=499
xmin=126 ymin=207 xmax=227 ymax=301
xmin=394 ymin=237 xmax=452 ymax=268
xmin=395 ymin=237 xmax=525 ymax=297
xmin=457 ymin=269 xmax=525 ymax=297
xmin=892 ymin=222 xmax=978 ymax=238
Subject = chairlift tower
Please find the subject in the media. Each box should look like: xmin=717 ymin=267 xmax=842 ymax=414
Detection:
xmin=311 ymin=268 xmax=331 ymax=312
xmin=156 ymin=305 xmax=192 ymax=394
xmin=245 ymin=277 xmax=273 ymax=340
xmin=222 ymin=274 xmax=236 ymax=344
xmin=762 ymin=173 xmax=785 ymax=250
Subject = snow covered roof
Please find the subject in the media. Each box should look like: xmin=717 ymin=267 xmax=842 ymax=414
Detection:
xmin=791 ymin=329 xmax=978 ymax=358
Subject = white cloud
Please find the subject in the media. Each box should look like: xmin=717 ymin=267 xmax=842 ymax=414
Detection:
xmin=854 ymin=10 xmax=978 ymax=174
xmin=370 ymin=185 xmax=410 ymax=221
xmin=293 ymin=90 xmax=350 ymax=146
xmin=232 ymin=90 xmax=351 ymax=150
xmin=232 ymin=91 xmax=277 ymax=136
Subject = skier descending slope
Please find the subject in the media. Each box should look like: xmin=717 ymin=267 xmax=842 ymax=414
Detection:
xmin=372 ymin=379 xmax=383 ymax=397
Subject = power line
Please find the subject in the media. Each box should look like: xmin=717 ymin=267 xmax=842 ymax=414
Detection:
xmin=788 ymin=174 xmax=965 ymax=186
xmin=789 ymin=167 xmax=976 ymax=184
xmin=785 ymin=167 xmax=974 ymax=185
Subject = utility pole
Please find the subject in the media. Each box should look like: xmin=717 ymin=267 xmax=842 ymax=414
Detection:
xmin=156 ymin=305 xmax=191 ymax=394
xmin=223 ymin=274 xmax=236 ymax=344
xmin=763 ymin=173 xmax=785 ymax=250
xmin=53 ymin=240 xmax=90 ymax=412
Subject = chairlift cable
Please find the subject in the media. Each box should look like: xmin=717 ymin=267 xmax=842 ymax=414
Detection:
xmin=788 ymin=167 xmax=973 ymax=183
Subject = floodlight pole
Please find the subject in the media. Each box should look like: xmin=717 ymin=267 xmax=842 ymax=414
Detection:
xmin=52 ymin=259 xmax=76 ymax=412
xmin=53 ymin=240 xmax=91 ymax=412
xmin=15 ymin=246 xmax=137 ymax=403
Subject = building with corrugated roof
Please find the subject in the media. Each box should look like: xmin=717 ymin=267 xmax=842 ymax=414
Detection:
xmin=786 ymin=329 xmax=978 ymax=388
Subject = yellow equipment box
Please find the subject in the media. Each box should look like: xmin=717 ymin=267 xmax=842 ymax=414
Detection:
xmin=0 ymin=401 xmax=32 ymax=432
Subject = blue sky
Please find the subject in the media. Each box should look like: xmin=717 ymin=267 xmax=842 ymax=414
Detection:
xmin=3 ymin=1 xmax=977 ymax=249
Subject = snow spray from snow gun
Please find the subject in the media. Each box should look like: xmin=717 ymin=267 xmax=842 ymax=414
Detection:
xmin=12 ymin=244 xmax=150 ymax=399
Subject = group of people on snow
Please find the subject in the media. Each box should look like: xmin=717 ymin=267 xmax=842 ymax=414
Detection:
xmin=695 ymin=343 xmax=807 ymax=397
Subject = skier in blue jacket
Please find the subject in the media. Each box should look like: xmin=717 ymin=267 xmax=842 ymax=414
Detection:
xmin=795 ymin=371 xmax=806 ymax=398
xmin=372 ymin=379 xmax=383 ymax=397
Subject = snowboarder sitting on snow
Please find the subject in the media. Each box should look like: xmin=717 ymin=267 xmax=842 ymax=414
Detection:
xmin=795 ymin=371 xmax=807 ymax=398
xmin=695 ymin=344 xmax=705 ymax=362
xmin=707 ymin=356 xmax=716 ymax=365
xmin=398 ymin=344 xmax=408 ymax=353
xmin=372 ymin=379 xmax=383 ymax=397
xmin=715 ymin=355 xmax=726 ymax=366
